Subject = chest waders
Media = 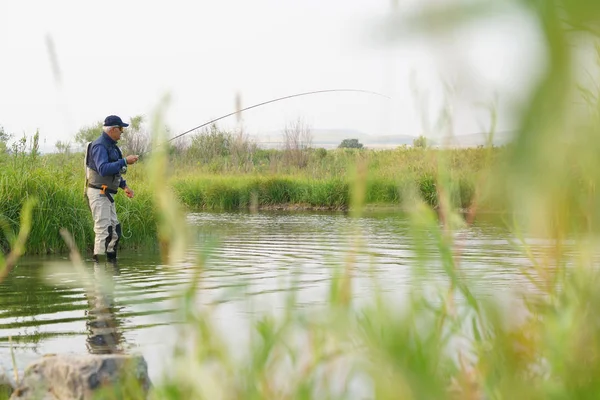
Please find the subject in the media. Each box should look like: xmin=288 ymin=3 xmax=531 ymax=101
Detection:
xmin=84 ymin=140 xmax=125 ymax=261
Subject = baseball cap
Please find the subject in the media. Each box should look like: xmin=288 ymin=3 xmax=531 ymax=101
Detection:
xmin=103 ymin=115 xmax=129 ymax=127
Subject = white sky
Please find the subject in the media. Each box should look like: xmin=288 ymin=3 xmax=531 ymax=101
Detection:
xmin=0 ymin=0 xmax=545 ymax=149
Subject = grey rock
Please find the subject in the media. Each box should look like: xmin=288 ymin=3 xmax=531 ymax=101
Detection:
xmin=10 ymin=354 xmax=151 ymax=400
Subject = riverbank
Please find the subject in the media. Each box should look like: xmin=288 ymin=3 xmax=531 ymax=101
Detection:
xmin=0 ymin=147 xmax=503 ymax=255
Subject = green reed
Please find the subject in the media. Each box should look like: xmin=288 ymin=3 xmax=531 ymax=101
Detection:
xmin=4 ymin=1 xmax=600 ymax=398
xmin=0 ymin=155 xmax=157 ymax=255
xmin=0 ymin=145 xmax=492 ymax=255
xmin=144 ymin=1 xmax=600 ymax=399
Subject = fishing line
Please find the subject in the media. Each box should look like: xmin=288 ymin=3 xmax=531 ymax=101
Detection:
xmin=122 ymin=225 xmax=133 ymax=240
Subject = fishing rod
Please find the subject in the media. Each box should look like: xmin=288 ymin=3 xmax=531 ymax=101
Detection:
xmin=141 ymin=89 xmax=390 ymax=155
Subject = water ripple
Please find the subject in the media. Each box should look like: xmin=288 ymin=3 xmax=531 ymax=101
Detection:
xmin=0 ymin=211 xmax=532 ymax=379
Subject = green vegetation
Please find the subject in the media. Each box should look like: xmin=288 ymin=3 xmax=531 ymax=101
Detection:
xmin=0 ymin=134 xmax=500 ymax=255
xmin=3 ymin=1 xmax=600 ymax=399
xmin=338 ymin=138 xmax=363 ymax=149
xmin=0 ymin=126 xmax=10 ymax=158
xmin=0 ymin=150 xmax=158 ymax=255
xmin=74 ymin=120 xmax=103 ymax=146
xmin=413 ymin=135 xmax=427 ymax=148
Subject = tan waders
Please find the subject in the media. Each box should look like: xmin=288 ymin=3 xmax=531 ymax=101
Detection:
xmin=86 ymin=186 xmax=121 ymax=262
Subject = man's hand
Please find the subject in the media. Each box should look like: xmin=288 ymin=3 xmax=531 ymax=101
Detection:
xmin=124 ymin=186 xmax=135 ymax=198
xmin=125 ymin=155 xmax=139 ymax=165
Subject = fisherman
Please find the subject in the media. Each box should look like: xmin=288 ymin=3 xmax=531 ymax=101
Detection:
xmin=84 ymin=115 xmax=139 ymax=263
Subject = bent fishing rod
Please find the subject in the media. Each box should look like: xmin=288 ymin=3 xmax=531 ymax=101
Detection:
xmin=141 ymin=88 xmax=390 ymax=156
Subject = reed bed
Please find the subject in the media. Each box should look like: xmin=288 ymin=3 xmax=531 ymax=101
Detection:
xmin=0 ymin=155 xmax=158 ymax=255
xmin=0 ymin=146 xmax=493 ymax=255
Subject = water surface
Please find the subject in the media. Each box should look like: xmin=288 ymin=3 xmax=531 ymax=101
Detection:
xmin=0 ymin=211 xmax=531 ymax=381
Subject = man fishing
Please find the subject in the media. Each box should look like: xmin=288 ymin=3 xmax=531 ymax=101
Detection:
xmin=85 ymin=115 xmax=139 ymax=263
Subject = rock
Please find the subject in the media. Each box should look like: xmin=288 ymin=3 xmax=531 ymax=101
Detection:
xmin=10 ymin=354 xmax=151 ymax=400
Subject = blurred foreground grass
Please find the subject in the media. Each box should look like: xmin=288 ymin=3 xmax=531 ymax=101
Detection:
xmin=4 ymin=1 xmax=600 ymax=399
xmin=144 ymin=2 xmax=600 ymax=398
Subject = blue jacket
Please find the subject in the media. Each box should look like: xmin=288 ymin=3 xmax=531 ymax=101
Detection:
xmin=88 ymin=132 xmax=127 ymax=189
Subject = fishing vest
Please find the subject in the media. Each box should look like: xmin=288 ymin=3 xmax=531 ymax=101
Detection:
xmin=84 ymin=135 xmax=124 ymax=193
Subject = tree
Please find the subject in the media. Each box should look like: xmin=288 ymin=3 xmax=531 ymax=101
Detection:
xmin=188 ymin=123 xmax=231 ymax=163
xmin=55 ymin=140 xmax=71 ymax=154
xmin=0 ymin=125 xmax=11 ymax=144
xmin=0 ymin=125 xmax=11 ymax=155
xmin=30 ymin=129 xmax=40 ymax=159
xmin=73 ymin=115 xmax=150 ymax=155
xmin=338 ymin=138 xmax=363 ymax=149
xmin=283 ymin=117 xmax=313 ymax=168
xmin=413 ymin=135 xmax=428 ymax=148
xmin=75 ymin=121 xmax=103 ymax=146
xmin=120 ymin=115 xmax=150 ymax=155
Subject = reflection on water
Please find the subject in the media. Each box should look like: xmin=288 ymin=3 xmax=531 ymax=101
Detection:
xmin=85 ymin=262 xmax=124 ymax=355
xmin=0 ymin=210 xmax=531 ymax=380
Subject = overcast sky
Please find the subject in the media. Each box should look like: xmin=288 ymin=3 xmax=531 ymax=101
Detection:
xmin=0 ymin=0 xmax=545 ymax=149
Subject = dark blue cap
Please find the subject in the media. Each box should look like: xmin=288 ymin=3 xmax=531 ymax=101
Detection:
xmin=103 ymin=115 xmax=129 ymax=127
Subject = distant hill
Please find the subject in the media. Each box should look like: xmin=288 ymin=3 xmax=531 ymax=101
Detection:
xmin=256 ymin=129 xmax=418 ymax=149
xmin=33 ymin=129 xmax=515 ymax=154
xmin=253 ymin=128 xmax=515 ymax=149
xmin=366 ymin=134 xmax=417 ymax=146
xmin=428 ymin=130 xmax=515 ymax=148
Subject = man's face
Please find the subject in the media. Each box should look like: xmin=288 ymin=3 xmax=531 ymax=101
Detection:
xmin=111 ymin=126 xmax=123 ymax=141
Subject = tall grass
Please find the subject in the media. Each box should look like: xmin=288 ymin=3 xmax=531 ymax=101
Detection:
xmin=4 ymin=1 xmax=600 ymax=398
xmin=0 ymin=153 xmax=158 ymax=255
xmin=142 ymin=2 xmax=600 ymax=399
xmin=0 ymin=144 xmax=496 ymax=255
xmin=171 ymin=173 xmax=478 ymax=211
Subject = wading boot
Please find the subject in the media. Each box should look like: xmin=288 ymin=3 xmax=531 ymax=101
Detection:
xmin=107 ymin=252 xmax=117 ymax=263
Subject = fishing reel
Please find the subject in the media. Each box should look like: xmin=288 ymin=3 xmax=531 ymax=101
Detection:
xmin=120 ymin=164 xmax=128 ymax=175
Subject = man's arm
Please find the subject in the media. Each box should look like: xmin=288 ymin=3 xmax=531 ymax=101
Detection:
xmin=91 ymin=144 xmax=126 ymax=177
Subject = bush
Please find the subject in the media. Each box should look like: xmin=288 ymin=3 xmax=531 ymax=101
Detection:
xmin=413 ymin=135 xmax=428 ymax=148
xmin=338 ymin=138 xmax=363 ymax=149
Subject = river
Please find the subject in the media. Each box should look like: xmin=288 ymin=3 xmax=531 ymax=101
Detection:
xmin=0 ymin=210 xmax=533 ymax=383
